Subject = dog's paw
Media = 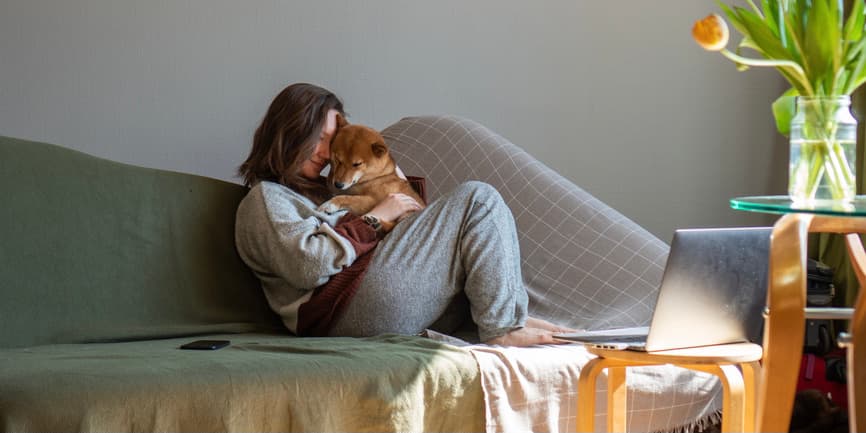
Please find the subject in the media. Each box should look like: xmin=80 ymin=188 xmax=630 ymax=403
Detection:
xmin=317 ymin=199 xmax=346 ymax=214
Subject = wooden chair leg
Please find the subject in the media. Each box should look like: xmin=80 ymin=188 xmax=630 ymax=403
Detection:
xmin=577 ymin=357 xmax=607 ymax=433
xmin=847 ymin=339 xmax=863 ymax=433
xmin=741 ymin=361 xmax=761 ymax=433
xmin=690 ymin=364 xmax=746 ymax=433
xmin=606 ymin=366 xmax=627 ymax=433
xmin=718 ymin=364 xmax=746 ymax=433
xmin=844 ymin=232 xmax=866 ymax=433
xmin=577 ymin=358 xmax=631 ymax=433
xmin=758 ymin=213 xmax=810 ymax=433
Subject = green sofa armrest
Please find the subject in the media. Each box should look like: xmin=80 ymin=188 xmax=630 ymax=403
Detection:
xmin=0 ymin=135 xmax=282 ymax=348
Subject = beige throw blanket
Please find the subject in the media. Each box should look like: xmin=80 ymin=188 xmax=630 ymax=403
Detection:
xmin=467 ymin=344 xmax=723 ymax=433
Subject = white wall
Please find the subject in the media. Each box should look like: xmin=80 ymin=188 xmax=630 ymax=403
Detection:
xmin=0 ymin=0 xmax=783 ymax=239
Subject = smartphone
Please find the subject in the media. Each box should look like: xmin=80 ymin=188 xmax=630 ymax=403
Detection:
xmin=179 ymin=339 xmax=230 ymax=350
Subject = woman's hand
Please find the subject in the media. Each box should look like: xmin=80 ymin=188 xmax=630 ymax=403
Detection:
xmin=367 ymin=193 xmax=422 ymax=229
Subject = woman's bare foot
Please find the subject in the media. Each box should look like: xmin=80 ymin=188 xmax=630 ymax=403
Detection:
xmin=484 ymin=327 xmax=561 ymax=347
xmin=526 ymin=316 xmax=578 ymax=333
xmin=483 ymin=317 xmax=581 ymax=347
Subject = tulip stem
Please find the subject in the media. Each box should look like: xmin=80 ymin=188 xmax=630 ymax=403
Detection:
xmin=744 ymin=0 xmax=762 ymax=16
xmin=719 ymin=48 xmax=814 ymax=95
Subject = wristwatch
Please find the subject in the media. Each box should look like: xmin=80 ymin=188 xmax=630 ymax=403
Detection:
xmin=361 ymin=214 xmax=383 ymax=235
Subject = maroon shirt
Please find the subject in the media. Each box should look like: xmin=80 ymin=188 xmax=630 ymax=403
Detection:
xmin=296 ymin=177 xmax=427 ymax=336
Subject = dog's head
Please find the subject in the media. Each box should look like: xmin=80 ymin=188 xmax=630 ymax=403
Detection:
xmin=327 ymin=115 xmax=394 ymax=191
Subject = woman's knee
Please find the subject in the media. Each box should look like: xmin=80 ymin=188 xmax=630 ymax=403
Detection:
xmin=451 ymin=181 xmax=506 ymax=209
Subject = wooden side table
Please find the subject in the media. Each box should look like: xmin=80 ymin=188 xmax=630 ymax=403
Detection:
xmin=731 ymin=196 xmax=866 ymax=433
xmin=576 ymin=342 xmax=762 ymax=432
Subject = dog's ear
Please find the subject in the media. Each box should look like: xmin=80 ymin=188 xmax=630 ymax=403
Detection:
xmin=371 ymin=141 xmax=388 ymax=158
xmin=335 ymin=113 xmax=348 ymax=130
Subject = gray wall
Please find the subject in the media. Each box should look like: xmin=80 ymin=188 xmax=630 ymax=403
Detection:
xmin=0 ymin=0 xmax=783 ymax=239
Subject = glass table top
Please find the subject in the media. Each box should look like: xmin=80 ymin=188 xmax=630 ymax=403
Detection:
xmin=730 ymin=195 xmax=866 ymax=216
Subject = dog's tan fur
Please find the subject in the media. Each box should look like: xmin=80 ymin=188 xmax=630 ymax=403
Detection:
xmin=319 ymin=115 xmax=424 ymax=231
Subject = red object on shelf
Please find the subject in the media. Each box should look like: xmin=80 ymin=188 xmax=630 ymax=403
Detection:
xmin=796 ymin=351 xmax=848 ymax=412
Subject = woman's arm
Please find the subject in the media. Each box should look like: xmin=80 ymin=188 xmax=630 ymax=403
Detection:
xmin=235 ymin=183 xmax=366 ymax=291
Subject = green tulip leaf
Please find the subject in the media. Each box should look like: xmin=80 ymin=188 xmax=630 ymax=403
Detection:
xmin=780 ymin=4 xmax=806 ymax=64
xmin=804 ymin=0 xmax=841 ymax=92
xmin=845 ymin=36 xmax=866 ymax=63
xmin=844 ymin=0 xmax=865 ymax=42
xmin=846 ymin=39 xmax=866 ymax=93
xmin=717 ymin=1 xmax=751 ymax=38
xmin=738 ymin=6 xmax=794 ymax=60
xmin=762 ymin=0 xmax=780 ymax=37
xmin=772 ymin=88 xmax=799 ymax=136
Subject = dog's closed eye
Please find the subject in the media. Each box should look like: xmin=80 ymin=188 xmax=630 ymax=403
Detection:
xmin=352 ymin=162 xmax=362 ymax=167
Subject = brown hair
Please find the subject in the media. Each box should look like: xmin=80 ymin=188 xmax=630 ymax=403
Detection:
xmin=239 ymin=83 xmax=344 ymax=203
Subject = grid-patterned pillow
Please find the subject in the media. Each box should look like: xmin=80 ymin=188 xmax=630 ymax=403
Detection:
xmin=382 ymin=115 xmax=669 ymax=330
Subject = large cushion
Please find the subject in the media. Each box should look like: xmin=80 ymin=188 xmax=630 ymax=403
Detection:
xmin=382 ymin=116 xmax=669 ymax=331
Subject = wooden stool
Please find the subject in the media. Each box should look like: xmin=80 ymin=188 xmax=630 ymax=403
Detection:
xmin=576 ymin=342 xmax=762 ymax=433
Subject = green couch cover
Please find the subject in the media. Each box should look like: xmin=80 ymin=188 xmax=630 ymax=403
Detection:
xmin=0 ymin=135 xmax=282 ymax=347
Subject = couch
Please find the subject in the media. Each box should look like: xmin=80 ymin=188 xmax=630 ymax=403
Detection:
xmin=0 ymin=115 xmax=723 ymax=432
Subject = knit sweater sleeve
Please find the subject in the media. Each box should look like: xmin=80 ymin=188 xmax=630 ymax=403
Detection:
xmin=235 ymin=182 xmax=361 ymax=291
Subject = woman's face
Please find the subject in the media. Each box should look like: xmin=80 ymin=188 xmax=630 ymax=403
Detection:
xmin=298 ymin=108 xmax=339 ymax=180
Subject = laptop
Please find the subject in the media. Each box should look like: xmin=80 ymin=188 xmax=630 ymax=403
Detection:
xmin=554 ymin=227 xmax=771 ymax=352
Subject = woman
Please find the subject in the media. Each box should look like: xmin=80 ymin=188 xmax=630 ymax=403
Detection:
xmin=235 ymin=82 xmax=570 ymax=346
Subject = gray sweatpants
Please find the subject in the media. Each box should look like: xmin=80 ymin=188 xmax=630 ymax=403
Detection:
xmin=328 ymin=181 xmax=529 ymax=342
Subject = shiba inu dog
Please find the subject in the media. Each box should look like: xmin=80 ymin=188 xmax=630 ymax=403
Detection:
xmin=318 ymin=115 xmax=424 ymax=231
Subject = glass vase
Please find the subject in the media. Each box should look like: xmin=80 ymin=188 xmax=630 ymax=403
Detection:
xmin=788 ymin=95 xmax=857 ymax=203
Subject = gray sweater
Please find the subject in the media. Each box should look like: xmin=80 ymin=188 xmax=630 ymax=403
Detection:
xmin=234 ymin=181 xmax=358 ymax=333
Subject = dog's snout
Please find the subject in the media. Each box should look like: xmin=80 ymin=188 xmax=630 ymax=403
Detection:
xmin=334 ymin=181 xmax=345 ymax=189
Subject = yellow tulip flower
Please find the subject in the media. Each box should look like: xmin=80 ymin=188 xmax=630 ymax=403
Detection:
xmin=692 ymin=14 xmax=729 ymax=52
